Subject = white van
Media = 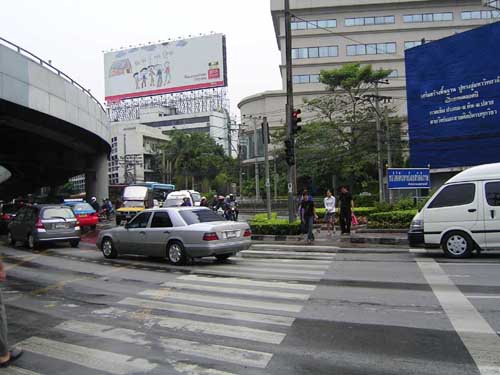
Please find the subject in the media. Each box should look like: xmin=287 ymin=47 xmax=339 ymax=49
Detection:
xmin=164 ymin=190 xmax=201 ymax=207
xmin=408 ymin=162 xmax=500 ymax=258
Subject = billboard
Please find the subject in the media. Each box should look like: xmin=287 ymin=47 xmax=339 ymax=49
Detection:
xmin=104 ymin=34 xmax=227 ymax=103
xmin=405 ymin=21 xmax=500 ymax=168
xmin=387 ymin=168 xmax=430 ymax=190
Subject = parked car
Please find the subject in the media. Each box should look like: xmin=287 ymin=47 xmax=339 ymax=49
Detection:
xmin=0 ymin=203 xmax=22 ymax=233
xmin=408 ymin=162 xmax=500 ymax=258
xmin=65 ymin=201 xmax=98 ymax=230
xmin=8 ymin=204 xmax=81 ymax=249
xmin=97 ymin=207 xmax=251 ymax=265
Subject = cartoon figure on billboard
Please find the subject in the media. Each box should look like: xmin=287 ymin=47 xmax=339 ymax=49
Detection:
xmin=164 ymin=61 xmax=171 ymax=85
xmin=156 ymin=64 xmax=163 ymax=87
xmin=133 ymin=72 xmax=140 ymax=89
xmin=140 ymin=68 xmax=148 ymax=88
xmin=148 ymin=66 xmax=156 ymax=87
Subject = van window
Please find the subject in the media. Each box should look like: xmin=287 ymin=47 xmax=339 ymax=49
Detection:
xmin=485 ymin=182 xmax=500 ymax=206
xmin=428 ymin=183 xmax=475 ymax=208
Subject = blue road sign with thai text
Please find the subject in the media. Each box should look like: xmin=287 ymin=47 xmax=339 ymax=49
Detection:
xmin=388 ymin=168 xmax=430 ymax=189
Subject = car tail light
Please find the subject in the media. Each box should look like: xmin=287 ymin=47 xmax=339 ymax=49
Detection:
xmin=203 ymin=232 xmax=219 ymax=241
xmin=243 ymin=229 xmax=252 ymax=237
xmin=35 ymin=218 xmax=45 ymax=229
xmin=2 ymin=214 xmax=11 ymax=221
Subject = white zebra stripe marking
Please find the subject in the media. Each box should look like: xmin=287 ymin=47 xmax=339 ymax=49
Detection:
xmin=18 ymin=337 xmax=157 ymax=375
xmin=139 ymin=289 xmax=303 ymax=313
xmin=236 ymin=257 xmax=332 ymax=265
xmin=117 ymin=297 xmax=295 ymax=326
xmin=177 ymin=274 xmax=316 ymax=291
xmin=156 ymin=316 xmax=286 ymax=344
xmin=200 ymin=265 xmax=325 ymax=276
xmin=192 ymin=269 xmax=320 ymax=281
xmin=3 ymin=368 xmax=43 ymax=375
xmin=161 ymin=282 xmax=310 ymax=301
xmin=231 ymin=260 xmax=330 ymax=270
xmin=158 ymin=337 xmax=272 ymax=368
xmin=57 ymin=320 xmax=149 ymax=345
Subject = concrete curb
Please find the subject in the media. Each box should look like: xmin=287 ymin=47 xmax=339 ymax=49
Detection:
xmin=251 ymin=234 xmax=408 ymax=246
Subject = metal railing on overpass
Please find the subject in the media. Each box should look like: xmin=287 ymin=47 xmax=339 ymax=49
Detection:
xmin=0 ymin=36 xmax=106 ymax=113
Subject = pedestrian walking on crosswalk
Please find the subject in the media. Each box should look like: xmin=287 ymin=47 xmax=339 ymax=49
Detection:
xmin=0 ymin=259 xmax=23 ymax=367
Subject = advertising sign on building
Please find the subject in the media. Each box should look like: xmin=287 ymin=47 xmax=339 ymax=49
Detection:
xmin=104 ymin=34 xmax=227 ymax=103
xmin=387 ymin=168 xmax=431 ymax=190
xmin=405 ymin=21 xmax=500 ymax=168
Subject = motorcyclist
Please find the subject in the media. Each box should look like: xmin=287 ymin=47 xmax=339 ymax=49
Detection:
xmin=90 ymin=196 xmax=100 ymax=212
xmin=226 ymin=194 xmax=239 ymax=221
xmin=210 ymin=195 xmax=219 ymax=210
xmin=200 ymin=196 xmax=209 ymax=207
xmin=215 ymin=195 xmax=227 ymax=216
xmin=180 ymin=197 xmax=192 ymax=207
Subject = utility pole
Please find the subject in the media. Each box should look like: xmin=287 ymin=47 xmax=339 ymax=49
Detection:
xmin=253 ymin=117 xmax=260 ymax=201
xmin=374 ymin=82 xmax=384 ymax=203
xmin=285 ymin=0 xmax=296 ymax=222
xmin=385 ymin=107 xmax=393 ymax=204
xmin=262 ymin=117 xmax=272 ymax=219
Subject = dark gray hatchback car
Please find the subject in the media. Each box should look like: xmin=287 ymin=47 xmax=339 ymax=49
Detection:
xmin=7 ymin=205 xmax=81 ymax=249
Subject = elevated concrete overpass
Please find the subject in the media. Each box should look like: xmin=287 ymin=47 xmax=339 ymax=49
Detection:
xmin=0 ymin=37 xmax=110 ymax=201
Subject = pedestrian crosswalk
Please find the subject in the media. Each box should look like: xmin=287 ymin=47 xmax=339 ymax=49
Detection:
xmin=5 ymin=246 xmax=334 ymax=374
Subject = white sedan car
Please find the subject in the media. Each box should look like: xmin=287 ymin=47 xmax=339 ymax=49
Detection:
xmin=96 ymin=207 xmax=251 ymax=265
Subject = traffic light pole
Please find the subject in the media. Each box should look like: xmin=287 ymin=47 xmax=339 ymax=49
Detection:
xmin=285 ymin=0 xmax=296 ymax=223
xmin=262 ymin=117 xmax=272 ymax=219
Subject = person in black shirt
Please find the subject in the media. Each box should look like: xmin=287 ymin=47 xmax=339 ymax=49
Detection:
xmin=300 ymin=191 xmax=318 ymax=244
xmin=338 ymin=186 xmax=354 ymax=235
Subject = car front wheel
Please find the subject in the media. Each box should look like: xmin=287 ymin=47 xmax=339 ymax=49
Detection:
xmin=27 ymin=234 xmax=38 ymax=250
xmin=70 ymin=239 xmax=80 ymax=248
xmin=101 ymin=237 xmax=117 ymax=259
xmin=167 ymin=241 xmax=187 ymax=265
xmin=442 ymin=231 xmax=473 ymax=258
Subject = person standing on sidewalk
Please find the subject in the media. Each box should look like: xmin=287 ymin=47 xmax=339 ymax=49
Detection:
xmin=339 ymin=186 xmax=354 ymax=235
xmin=324 ymin=189 xmax=336 ymax=236
xmin=300 ymin=191 xmax=318 ymax=244
xmin=0 ymin=260 xmax=23 ymax=367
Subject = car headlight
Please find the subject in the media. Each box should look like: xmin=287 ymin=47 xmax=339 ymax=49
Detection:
xmin=410 ymin=219 xmax=423 ymax=231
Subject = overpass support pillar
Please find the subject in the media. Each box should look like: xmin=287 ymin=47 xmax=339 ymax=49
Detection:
xmin=85 ymin=152 xmax=109 ymax=202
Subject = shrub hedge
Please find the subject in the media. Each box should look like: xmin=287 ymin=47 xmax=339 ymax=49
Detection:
xmin=367 ymin=209 xmax=417 ymax=229
xmin=250 ymin=218 xmax=301 ymax=235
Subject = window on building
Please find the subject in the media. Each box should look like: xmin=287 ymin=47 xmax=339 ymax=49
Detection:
xmin=388 ymin=70 xmax=399 ymax=78
xmin=292 ymin=18 xmax=336 ymax=30
xmin=403 ymin=12 xmax=453 ymax=23
xmin=462 ymin=10 xmax=500 ymax=20
xmin=347 ymin=42 xmax=396 ymax=56
xmin=345 ymin=15 xmax=395 ymax=26
xmin=292 ymin=46 xmax=338 ymax=59
xmin=293 ymin=74 xmax=321 ymax=84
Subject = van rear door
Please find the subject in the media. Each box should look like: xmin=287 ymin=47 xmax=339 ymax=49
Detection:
xmin=423 ymin=182 xmax=483 ymax=246
xmin=483 ymin=181 xmax=500 ymax=249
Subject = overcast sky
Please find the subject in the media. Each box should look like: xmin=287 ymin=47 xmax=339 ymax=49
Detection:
xmin=0 ymin=0 xmax=282 ymax=117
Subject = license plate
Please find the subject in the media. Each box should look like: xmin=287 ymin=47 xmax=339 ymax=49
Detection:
xmin=226 ymin=231 xmax=237 ymax=239
xmin=79 ymin=214 xmax=88 ymax=218
xmin=125 ymin=215 xmax=131 ymax=219
xmin=55 ymin=223 xmax=66 ymax=229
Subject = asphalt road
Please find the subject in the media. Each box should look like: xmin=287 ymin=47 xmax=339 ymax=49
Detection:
xmin=0 ymin=239 xmax=499 ymax=375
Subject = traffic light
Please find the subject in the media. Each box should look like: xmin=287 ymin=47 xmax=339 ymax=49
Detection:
xmin=292 ymin=109 xmax=302 ymax=134
xmin=284 ymin=138 xmax=295 ymax=166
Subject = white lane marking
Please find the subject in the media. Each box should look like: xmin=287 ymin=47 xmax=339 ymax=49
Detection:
xmin=170 ymin=361 xmax=238 ymax=375
xmin=178 ymin=274 xmax=316 ymax=291
xmin=117 ymin=297 xmax=295 ymax=326
xmin=158 ymin=337 xmax=272 ymax=369
xmin=251 ymin=243 xmax=339 ymax=250
xmin=467 ymin=295 xmax=500 ymax=299
xmin=235 ymin=257 xmax=332 ymax=266
xmin=155 ymin=316 xmax=285 ymax=344
xmin=200 ymin=265 xmax=325 ymax=276
xmin=139 ymin=289 xmax=303 ymax=313
xmin=191 ymin=269 xmax=320 ymax=281
xmin=3 ymin=368 xmax=43 ymax=375
xmin=242 ymin=250 xmax=335 ymax=257
xmin=230 ymin=260 xmax=330 ymax=270
xmin=161 ymin=282 xmax=310 ymax=301
xmin=417 ymin=260 xmax=500 ymax=374
xmin=18 ymin=337 xmax=157 ymax=375
xmin=409 ymin=248 xmax=428 ymax=254
xmin=57 ymin=320 xmax=149 ymax=345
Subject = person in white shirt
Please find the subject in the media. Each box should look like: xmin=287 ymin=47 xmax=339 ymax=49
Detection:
xmin=324 ymin=189 xmax=336 ymax=236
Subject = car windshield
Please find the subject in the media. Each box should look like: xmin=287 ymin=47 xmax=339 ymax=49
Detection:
xmin=191 ymin=192 xmax=201 ymax=203
xmin=165 ymin=198 xmax=183 ymax=207
xmin=123 ymin=200 xmax=145 ymax=208
xmin=73 ymin=203 xmax=95 ymax=212
xmin=179 ymin=209 xmax=224 ymax=225
xmin=42 ymin=207 xmax=75 ymax=220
